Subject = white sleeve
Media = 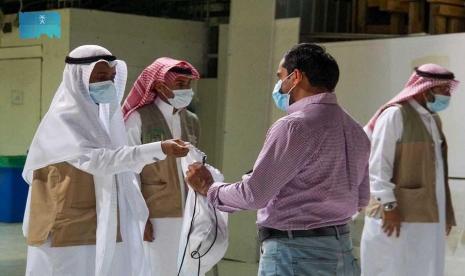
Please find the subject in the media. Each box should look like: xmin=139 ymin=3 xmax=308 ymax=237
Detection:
xmin=369 ymin=106 xmax=403 ymax=204
xmin=125 ymin=111 xmax=142 ymax=146
xmin=69 ymin=111 xmax=166 ymax=175
xmin=68 ymin=143 xmax=167 ymax=176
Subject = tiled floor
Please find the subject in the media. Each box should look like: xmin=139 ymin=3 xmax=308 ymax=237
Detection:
xmin=0 ymin=223 xmax=26 ymax=276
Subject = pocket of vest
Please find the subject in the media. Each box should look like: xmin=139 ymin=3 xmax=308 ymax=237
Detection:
xmin=68 ymin=180 xmax=97 ymax=209
xmin=142 ymin=180 xmax=167 ymax=186
xmin=70 ymin=196 xmax=96 ymax=209
xmin=394 ymin=187 xmax=432 ymax=222
xmin=394 ymin=186 xmax=428 ymax=208
xmin=396 ymin=183 xmax=423 ymax=189
xmin=141 ymin=181 xmax=168 ymax=198
xmin=394 ymin=187 xmax=427 ymax=205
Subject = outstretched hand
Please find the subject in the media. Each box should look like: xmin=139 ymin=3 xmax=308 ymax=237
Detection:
xmin=161 ymin=139 xmax=190 ymax=157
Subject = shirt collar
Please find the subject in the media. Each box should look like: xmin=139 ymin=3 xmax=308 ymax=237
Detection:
xmin=155 ymin=97 xmax=177 ymax=118
xmin=408 ymin=98 xmax=431 ymax=116
xmin=287 ymin=92 xmax=337 ymax=114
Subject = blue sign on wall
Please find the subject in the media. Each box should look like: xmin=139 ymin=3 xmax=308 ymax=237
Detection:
xmin=19 ymin=11 xmax=61 ymax=39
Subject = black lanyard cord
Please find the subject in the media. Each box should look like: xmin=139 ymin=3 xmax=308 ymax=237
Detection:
xmin=177 ymin=192 xmax=198 ymax=276
xmin=177 ymin=192 xmax=219 ymax=276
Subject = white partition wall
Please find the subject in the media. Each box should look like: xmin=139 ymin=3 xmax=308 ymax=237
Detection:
xmin=323 ymin=34 xmax=465 ymax=178
xmin=68 ymin=9 xmax=207 ymax=98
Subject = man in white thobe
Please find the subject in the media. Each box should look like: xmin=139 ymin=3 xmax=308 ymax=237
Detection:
xmin=361 ymin=64 xmax=459 ymax=276
xmin=122 ymin=57 xmax=201 ymax=276
xmin=22 ymin=45 xmax=189 ymax=276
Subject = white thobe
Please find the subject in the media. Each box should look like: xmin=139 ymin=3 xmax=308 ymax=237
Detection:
xmin=125 ymin=97 xmax=186 ymax=276
xmin=361 ymin=99 xmax=447 ymax=276
xmin=25 ymin=143 xmax=166 ymax=276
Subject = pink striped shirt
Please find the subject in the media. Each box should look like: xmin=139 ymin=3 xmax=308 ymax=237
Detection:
xmin=207 ymin=93 xmax=370 ymax=230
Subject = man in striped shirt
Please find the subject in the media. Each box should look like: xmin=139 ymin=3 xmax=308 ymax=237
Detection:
xmin=187 ymin=43 xmax=370 ymax=276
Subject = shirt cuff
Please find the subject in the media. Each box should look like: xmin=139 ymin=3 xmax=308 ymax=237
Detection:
xmin=372 ymin=189 xmax=397 ymax=204
xmin=138 ymin=142 xmax=167 ymax=164
xmin=207 ymin=182 xmax=224 ymax=207
xmin=207 ymin=182 xmax=244 ymax=213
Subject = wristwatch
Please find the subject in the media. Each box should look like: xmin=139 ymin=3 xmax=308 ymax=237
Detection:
xmin=383 ymin=201 xmax=398 ymax=211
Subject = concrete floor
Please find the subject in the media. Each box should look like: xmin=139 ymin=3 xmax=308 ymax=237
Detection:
xmin=0 ymin=220 xmax=464 ymax=276
xmin=0 ymin=223 xmax=26 ymax=276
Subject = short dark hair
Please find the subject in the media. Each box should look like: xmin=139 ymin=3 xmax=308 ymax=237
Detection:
xmin=282 ymin=43 xmax=339 ymax=91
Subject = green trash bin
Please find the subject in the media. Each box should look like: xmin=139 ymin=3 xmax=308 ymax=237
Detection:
xmin=0 ymin=156 xmax=28 ymax=222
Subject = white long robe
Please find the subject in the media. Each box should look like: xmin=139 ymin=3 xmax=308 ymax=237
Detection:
xmin=361 ymin=99 xmax=447 ymax=276
xmin=125 ymin=97 xmax=186 ymax=276
xmin=23 ymin=45 xmax=165 ymax=276
xmin=24 ymin=143 xmax=166 ymax=276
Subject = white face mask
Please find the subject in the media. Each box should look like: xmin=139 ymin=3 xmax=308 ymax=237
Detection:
xmin=166 ymin=88 xmax=194 ymax=109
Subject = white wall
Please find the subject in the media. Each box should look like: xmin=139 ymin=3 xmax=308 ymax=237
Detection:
xmin=269 ymin=18 xmax=301 ymax=123
xmin=69 ymin=9 xmax=208 ymax=95
xmin=0 ymin=9 xmax=71 ymax=155
xmin=196 ymin=78 xmax=220 ymax=163
xmin=323 ymin=34 xmax=465 ymax=177
xmin=0 ymin=8 xmax=207 ymax=156
xmin=218 ymin=0 xmax=277 ymax=264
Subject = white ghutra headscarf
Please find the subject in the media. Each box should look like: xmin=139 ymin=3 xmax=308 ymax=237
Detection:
xmin=22 ymin=45 xmax=149 ymax=276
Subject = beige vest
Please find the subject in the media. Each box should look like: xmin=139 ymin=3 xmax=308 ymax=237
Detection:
xmin=367 ymin=103 xmax=455 ymax=225
xmin=138 ymin=104 xmax=200 ymax=218
xmin=28 ymin=162 xmax=122 ymax=247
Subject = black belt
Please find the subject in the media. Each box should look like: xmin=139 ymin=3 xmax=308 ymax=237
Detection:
xmin=258 ymin=224 xmax=350 ymax=243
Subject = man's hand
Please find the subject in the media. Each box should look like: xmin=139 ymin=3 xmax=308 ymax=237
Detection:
xmin=382 ymin=207 xmax=402 ymax=237
xmin=161 ymin=139 xmax=189 ymax=158
xmin=186 ymin=162 xmax=214 ymax=196
xmin=144 ymin=219 xmax=154 ymax=242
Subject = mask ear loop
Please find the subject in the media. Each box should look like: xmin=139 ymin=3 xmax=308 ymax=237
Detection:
xmin=288 ymin=70 xmax=301 ymax=91
xmin=285 ymin=71 xmax=299 ymax=108
xmin=287 ymin=82 xmax=297 ymax=95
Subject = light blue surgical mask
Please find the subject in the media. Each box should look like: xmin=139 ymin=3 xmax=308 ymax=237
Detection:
xmin=426 ymin=94 xmax=450 ymax=113
xmin=272 ymin=72 xmax=296 ymax=112
xmin=89 ymin=80 xmax=117 ymax=104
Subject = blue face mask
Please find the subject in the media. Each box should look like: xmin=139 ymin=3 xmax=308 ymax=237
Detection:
xmin=89 ymin=80 xmax=117 ymax=104
xmin=272 ymin=72 xmax=296 ymax=112
xmin=426 ymin=94 xmax=450 ymax=113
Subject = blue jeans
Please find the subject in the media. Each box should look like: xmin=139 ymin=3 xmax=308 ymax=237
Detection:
xmin=258 ymin=233 xmax=360 ymax=276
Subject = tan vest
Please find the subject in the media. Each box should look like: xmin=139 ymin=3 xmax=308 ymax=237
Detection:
xmin=367 ymin=103 xmax=456 ymax=225
xmin=28 ymin=162 xmax=122 ymax=247
xmin=138 ymin=104 xmax=200 ymax=218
